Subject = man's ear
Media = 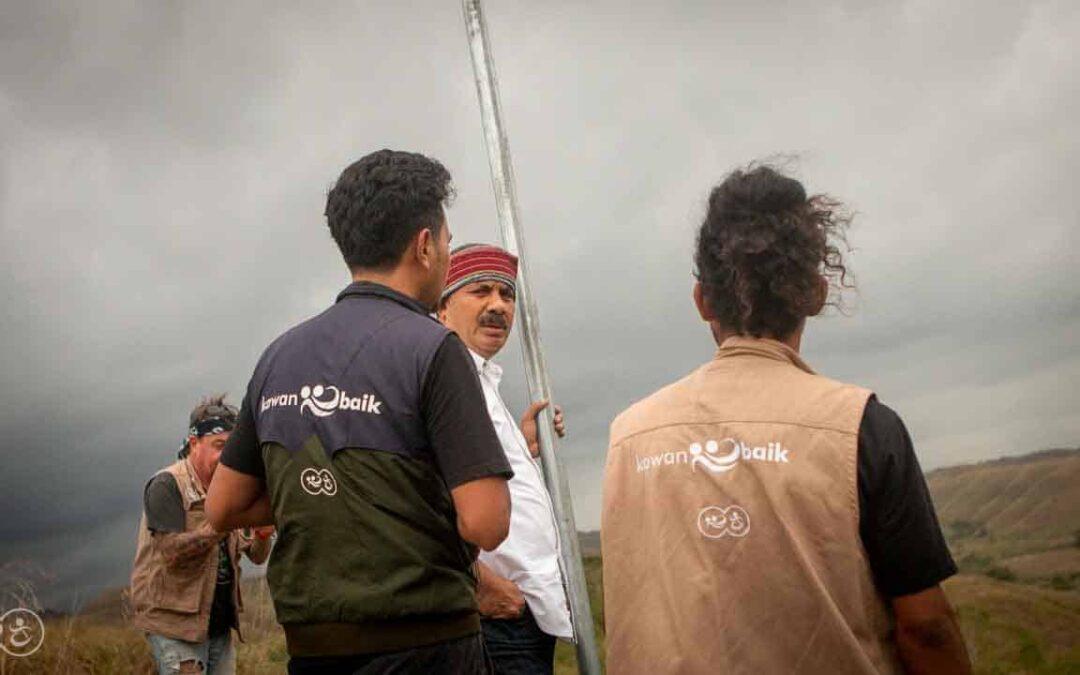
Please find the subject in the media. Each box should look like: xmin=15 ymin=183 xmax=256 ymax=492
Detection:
xmin=414 ymin=228 xmax=434 ymax=269
xmin=693 ymin=281 xmax=715 ymax=321
xmin=810 ymin=275 xmax=828 ymax=316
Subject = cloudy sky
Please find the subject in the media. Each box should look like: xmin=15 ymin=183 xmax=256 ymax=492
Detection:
xmin=1 ymin=0 xmax=1077 ymax=611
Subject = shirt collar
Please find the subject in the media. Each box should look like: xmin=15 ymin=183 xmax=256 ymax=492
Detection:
xmin=468 ymin=348 xmax=503 ymax=385
xmin=335 ymin=281 xmax=432 ymax=316
xmin=180 ymin=457 xmax=207 ymax=501
xmin=714 ymin=335 xmax=816 ymax=375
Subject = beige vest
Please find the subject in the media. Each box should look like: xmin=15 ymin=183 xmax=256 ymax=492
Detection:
xmin=602 ymin=337 xmax=901 ymax=674
xmin=130 ymin=459 xmax=246 ymax=643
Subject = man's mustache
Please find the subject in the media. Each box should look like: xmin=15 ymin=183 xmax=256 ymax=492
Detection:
xmin=479 ymin=312 xmax=508 ymax=329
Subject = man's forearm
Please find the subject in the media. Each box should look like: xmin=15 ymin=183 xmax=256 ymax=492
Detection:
xmin=474 ymin=561 xmax=526 ymax=618
xmin=242 ymin=527 xmax=274 ymax=565
xmin=892 ymin=586 xmax=972 ymax=675
xmin=154 ymin=523 xmax=225 ymax=569
xmin=896 ymin=611 xmax=971 ymax=675
xmin=475 ymin=561 xmax=498 ymax=588
xmin=214 ymin=492 xmax=273 ymax=531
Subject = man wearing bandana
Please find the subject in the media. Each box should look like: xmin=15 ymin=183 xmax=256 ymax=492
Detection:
xmin=129 ymin=394 xmax=273 ymax=674
xmin=438 ymin=244 xmax=574 ymax=675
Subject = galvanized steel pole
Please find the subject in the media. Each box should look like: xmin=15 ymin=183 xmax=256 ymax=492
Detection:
xmin=462 ymin=2 xmax=602 ymax=673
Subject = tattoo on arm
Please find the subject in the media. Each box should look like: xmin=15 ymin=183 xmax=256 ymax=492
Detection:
xmin=153 ymin=524 xmax=222 ymax=568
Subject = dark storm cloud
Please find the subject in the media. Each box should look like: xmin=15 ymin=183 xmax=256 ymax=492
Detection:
xmin=1 ymin=0 xmax=1077 ymax=608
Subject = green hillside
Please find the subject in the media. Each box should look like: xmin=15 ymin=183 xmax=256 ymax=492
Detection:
xmin=927 ymin=448 xmax=1080 ymax=585
xmin=928 ymin=448 xmax=1079 ymax=544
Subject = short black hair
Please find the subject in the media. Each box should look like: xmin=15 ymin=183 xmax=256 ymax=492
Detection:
xmin=325 ymin=149 xmax=454 ymax=270
xmin=695 ymin=164 xmax=851 ymax=339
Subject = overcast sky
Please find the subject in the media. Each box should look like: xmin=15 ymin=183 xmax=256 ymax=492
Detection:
xmin=1 ymin=0 xmax=1077 ymax=611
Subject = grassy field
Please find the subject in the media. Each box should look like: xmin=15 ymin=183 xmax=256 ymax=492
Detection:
xmin=3 ymin=449 xmax=1076 ymax=674
xmin=3 ymin=558 xmax=1077 ymax=674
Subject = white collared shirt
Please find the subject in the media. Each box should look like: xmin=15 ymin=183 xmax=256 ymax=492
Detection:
xmin=470 ymin=349 xmax=574 ymax=640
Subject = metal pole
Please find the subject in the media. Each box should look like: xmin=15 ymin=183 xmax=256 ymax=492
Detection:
xmin=461 ymin=2 xmax=602 ymax=673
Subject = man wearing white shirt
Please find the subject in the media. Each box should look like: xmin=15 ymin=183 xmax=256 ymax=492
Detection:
xmin=438 ymin=243 xmax=574 ymax=675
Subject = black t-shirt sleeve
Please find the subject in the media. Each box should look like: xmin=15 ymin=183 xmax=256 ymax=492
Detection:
xmin=144 ymin=473 xmax=185 ymax=533
xmin=421 ymin=333 xmax=513 ymax=489
xmin=857 ymin=396 xmax=957 ymax=597
xmin=220 ymin=392 xmax=265 ymax=479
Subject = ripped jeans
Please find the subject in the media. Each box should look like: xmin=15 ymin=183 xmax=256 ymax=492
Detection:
xmin=146 ymin=632 xmax=236 ymax=675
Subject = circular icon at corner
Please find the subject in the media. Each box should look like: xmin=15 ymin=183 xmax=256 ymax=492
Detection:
xmin=0 ymin=607 xmax=45 ymax=657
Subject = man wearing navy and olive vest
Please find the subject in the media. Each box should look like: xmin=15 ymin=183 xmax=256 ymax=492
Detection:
xmin=205 ymin=149 xmax=514 ymax=674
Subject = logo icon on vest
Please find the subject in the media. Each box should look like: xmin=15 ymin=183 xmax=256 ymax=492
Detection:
xmin=260 ymin=384 xmax=383 ymax=417
xmin=300 ymin=468 xmax=338 ymax=496
xmin=697 ymin=505 xmax=750 ymax=539
xmin=690 ymin=439 xmax=740 ymax=473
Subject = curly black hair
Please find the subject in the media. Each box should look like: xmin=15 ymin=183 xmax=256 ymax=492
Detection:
xmin=694 ymin=164 xmax=852 ymax=339
xmin=325 ymin=149 xmax=454 ymax=270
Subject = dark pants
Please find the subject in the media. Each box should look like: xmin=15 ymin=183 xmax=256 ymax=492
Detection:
xmin=481 ymin=607 xmax=556 ymax=675
xmin=287 ymin=633 xmax=490 ymax=675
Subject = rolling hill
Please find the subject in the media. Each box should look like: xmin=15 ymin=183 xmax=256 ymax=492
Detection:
xmin=926 ymin=447 xmax=1080 ymax=581
xmin=928 ymin=448 xmax=1079 ymax=546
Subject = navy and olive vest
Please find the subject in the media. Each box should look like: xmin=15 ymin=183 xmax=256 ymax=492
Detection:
xmin=248 ymin=282 xmax=479 ymax=656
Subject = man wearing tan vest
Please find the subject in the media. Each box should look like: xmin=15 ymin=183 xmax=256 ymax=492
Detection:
xmin=602 ymin=165 xmax=971 ymax=674
xmin=130 ymin=395 xmax=273 ymax=674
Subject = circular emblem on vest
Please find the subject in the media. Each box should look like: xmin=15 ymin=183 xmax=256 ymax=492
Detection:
xmin=697 ymin=505 xmax=750 ymax=539
xmin=300 ymin=467 xmax=338 ymax=496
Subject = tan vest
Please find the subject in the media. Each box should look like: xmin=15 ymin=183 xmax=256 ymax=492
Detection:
xmin=602 ymin=337 xmax=901 ymax=674
xmin=130 ymin=459 xmax=247 ymax=643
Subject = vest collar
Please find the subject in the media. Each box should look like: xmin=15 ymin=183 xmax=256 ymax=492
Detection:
xmin=714 ymin=336 xmax=816 ymax=375
xmin=176 ymin=457 xmax=207 ymax=505
xmin=336 ymin=281 xmax=431 ymax=316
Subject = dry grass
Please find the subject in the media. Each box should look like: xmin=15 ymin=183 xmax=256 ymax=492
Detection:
xmin=4 ymin=449 xmax=1076 ymax=673
xmin=1003 ymin=549 xmax=1080 ymax=581
xmin=946 ymin=575 xmax=1080 ymax=674
xmin=2 ymin=563 xmax=1078 ymax=674
xmin=0 ymin=578 xmax=286 ymax=674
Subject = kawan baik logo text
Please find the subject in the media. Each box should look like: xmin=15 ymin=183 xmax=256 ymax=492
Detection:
xmin=635 ymin=437 xmax=791 ymax=474
xmin=259 ymin=384 xmax=382 ymax=418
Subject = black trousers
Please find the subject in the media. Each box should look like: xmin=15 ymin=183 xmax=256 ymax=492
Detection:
xmin=287 ymin=633 xmax=490 ymax=675
xmin=481 ymin=606 xmax=556 ymax=675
